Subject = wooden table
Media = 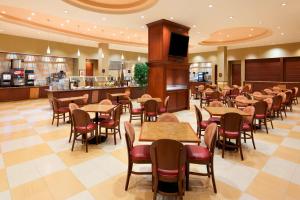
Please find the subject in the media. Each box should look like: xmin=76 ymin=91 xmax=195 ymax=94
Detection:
xmin=204 ymin=107 xmax=250 ymax=116
xmin=137 ymin=98 xmax=162 ymax=103
xmin=252 ymin=94 xmax=273 ymax=100
xmin=139 ymin=122 xmax=199 ymax=143
xmin=110 ymin=93 xmax=127 ymax=103
xmin=235 ymin=99 xmax=258 ymax=105
xmin=58 ymin=96 xmax=86 ymax=102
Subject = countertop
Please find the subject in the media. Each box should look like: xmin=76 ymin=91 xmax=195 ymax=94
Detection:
xmin=0 ymin=85 xmax=48 ymax=90
xmin=46 ymin=86 xmax=144 ymax=92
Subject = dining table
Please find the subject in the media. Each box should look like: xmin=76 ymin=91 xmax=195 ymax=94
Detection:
xmin=81 ymin=104 xmax=116 ymax=144
xmin=234 ymin=99 xmax=258 ymax=106
xmin=57 ymin=96 xmax=86 ymax=103
xmin=110 ymin=93 xmax=128 ymax=103
xmin=139 ymin=122 xmax=200 ymax=143
xmin=137 ymin=97 xmax=162 ymax=103
xmin=204 ymin=106 xmax=251 ymax=116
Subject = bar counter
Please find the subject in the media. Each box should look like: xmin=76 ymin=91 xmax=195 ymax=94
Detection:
xmin=0 ymin=86 xmax=48 ymax=102
xmin=47 ymin=86 xmax=146 ymax=104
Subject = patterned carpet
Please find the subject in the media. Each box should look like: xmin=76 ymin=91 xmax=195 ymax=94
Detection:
xmin=0 ymin=98 xmax=299 ymax=200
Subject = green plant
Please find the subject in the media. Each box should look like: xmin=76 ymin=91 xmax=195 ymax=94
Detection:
xmin=134 ymin=63 xmax=148 ymax=87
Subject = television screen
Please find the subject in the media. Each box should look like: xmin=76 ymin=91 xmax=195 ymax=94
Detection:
xmin=169 ymin=32 xmax=189 ymax=57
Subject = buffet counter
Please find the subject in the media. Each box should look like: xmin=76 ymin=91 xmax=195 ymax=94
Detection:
xmin=47 ymin=86 xmax=146 ymax=104
xmin=0 ymin=86 xmax=49 ymax=102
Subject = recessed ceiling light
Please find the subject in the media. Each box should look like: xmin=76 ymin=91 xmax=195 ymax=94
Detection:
xmin=93 ymin=25 xmax=97 ymax=29
xmin=60 ymin=23 xmax=64 ymax=27
xmin=197 ymin=31 xmax=201 ymax=34
xmin=250 ymin=28 xmax=254 ymax=31
xmin=141 ymin=25 xmax=145 ymax=29
xmin=140 ymin=15 xmax=145 ymax=19
xmin=112 ymin=33 xmax=116 ymax=36
xmin=31 ymin=12 xmax=35 ymax=16
xmin=37 ymin=31 xmax=41 ymax=34
xmin=218 ymin=32 xmax=222 ymax=35
xmin=120 ymin=31 xmax=124 ymax=34
xmin=134 ymin=33 xmax=138 ymax=37
xmin=127 ymin=36 xmax=130 ymax=39
xmin=170 ymin=17 xmax=174 ymax=20
xmin=226 ymin=34 xmax=230 ymax=38
xmin=1 ymin=11 xmax=6 ymax=14
xmin=192 ymin=25 xmax=196 ymax=28
xmin=208 ymin=4 xmax=213 ymax=8
xmin=281 ymin=2 xmax=287 ymax=6
xmin=101 ymin=17 xmax=106 ymax=21
xmin=66 ymin=19 xmax=70 ymax=23
xmin=27 ymin=17 xmax=32 ymax=21
xmin=87 ymin=28 xmax=91 ymax=31
xmin=64 ymin=10 xmax=68 ymax=14
xmin=258 ymin=20 xmax=263 ymax=25
xmin=229 ymin=16 xmax=233 ymax=19
xmin=248 ymin=34 xmax=252 ymax=37
xmin=280 ymin=32 xmax=285 ymax=36
xmin=277 ymin=26 xmax=281 ymax=29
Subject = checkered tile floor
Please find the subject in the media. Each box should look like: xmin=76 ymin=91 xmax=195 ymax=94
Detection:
xmin=0 ymin=98 xmax=300 ymax=200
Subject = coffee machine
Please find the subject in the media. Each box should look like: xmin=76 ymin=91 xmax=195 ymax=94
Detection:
xmin=25 ymin=70 xmax=35 ymax=86
xmin=0 ymin=73 xmax=12 ymax=87
xmin=11 ymin=59 xmax=25 ymax=86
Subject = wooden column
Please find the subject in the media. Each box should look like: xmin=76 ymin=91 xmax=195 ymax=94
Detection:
xmin=147 ymin=19 xmax=190 ymax=112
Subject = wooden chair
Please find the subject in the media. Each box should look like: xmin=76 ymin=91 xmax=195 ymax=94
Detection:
xmin=159 ymin=96 xmax=170 ymax=114
xmin=208 ymin=101 xmax=223 ymax=124
xmin=144 ymin=99 xmax=158 ymax=122
xmin=292 ymin=87 xmax=298 ymax=104
xmin=68 ymin=103 xmax=79 ymax=143
xmin=241 ymin=106 xmax=256 ymax=149
xmin=229 ymin=87 xmax=240 ymax=99
xmin=124 ymin=122 xmax=151 ymax=190
xmin=254 ymin=101 xmax=272 ymax=133
xmin=141 ymin=94 xmax=152 ymax=98
xmin=206 ymin=91 xmax=221 ymax=106
xmin=120 ymin=89 xmax=131 ymax=112
xmin=278 ymin=92 xmax=287 ymax=117
xmin=99 ymin=105 xmax=122 ymax=145
xmin=129 ymin=101 xmax=143 ymax=124
xmin=185 ymin=123 xmax=218 ymax=193
xmin=157 ymin=113 xmax=179 ymax=122
xmin=218 ymin=112 xmax=244 ymax=160
xmin=71 ymin=109 xmax=98 ymax=152
xmin=150 ymin=139 xmax=186 ymax=200
xmin=51 ymin=98 xmax=70 ymax=127
xmin=284 ymin=91 xmax=293 ymax=112
xmin=235 ymin=95 xmax=248 ymax=109
xmin=194 ymin=105 xmax=210 ymax=140
xmin=97 ymin=99 xmax=113 ymax=121
xmin=226 ymin=97 xmax=235 ymax=107
xmin=271 ymin=95 xmax=283 ymax=120
xmin=200 ymin=88 xmax=213 ymax=108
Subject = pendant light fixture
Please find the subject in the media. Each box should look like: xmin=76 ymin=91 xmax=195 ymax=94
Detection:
xmin=121 ymin=53 xmax=124 ymax=60
xmin=137 ymin=56 xmax=141 ymax=62
xmin=77 ymin=25 xmax=81 ymax=57
xmin=46 ymin=19 xmax=51 ymax=55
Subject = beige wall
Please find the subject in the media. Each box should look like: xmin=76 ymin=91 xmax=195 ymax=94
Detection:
xmin=189 ymin=42 xmax=300 ymax=85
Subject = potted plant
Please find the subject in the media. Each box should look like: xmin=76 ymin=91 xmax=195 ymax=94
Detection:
xmin=134 ymin=63 xmax=148 ymax=89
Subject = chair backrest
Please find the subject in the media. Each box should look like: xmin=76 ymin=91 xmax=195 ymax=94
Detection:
xmin=209 ymin=100 xmax=223 ymax=107
xmin=209 ymin=91 xmax=221 ymax=100
xmin=242 ymin=106 xmax=255 ymax=124
xmin=244 ymin=93 xmax=252 ymax=100
xmin=226 ymin=98 xmax=235 ymax=107
xmin=236 ymin=95 xmax=247 ymax=101
xmin=278 ymin=92 xmax=286 ymax=103
xmin=144 ymin=99 xmax=158 ymax=114
xmin=52 ymin=98 xmax=60 ymax=111
xmin=221 ymin=112 xmax=243 ymax=133
xmin=99 ymin=99 xmax=113 ymax=105
xmin=157 ymin=113 xmax=179 ymax=122
xmin=72 ymin=109 xmax=91 ymax=128
xmin=198 ymin=85 xmax=205 ymax=92
xmin=253 ymin=91 xmax=262 ymax=96
xmin=272 ymin=95 xmax=282 ymax=110
xmin=124 ymin=121 xmax=135 ymax=152
xmin=150 ymin=139 xmax=186 ymax=180
xmin=242 ymin=85 xmax=250 ymax=93
xmin=82 ymin=94 xmax=89 ymax=104
xmin=194 ymin=105 xmax=203 ymax=124
xmin=204 ymin=123 xmax=218 ymax=154
xmin=285 ymin=91 xmax=292 ymax=103
xmin=164 ymin=96 xmax=170 ymax=109
xmin=254 ymin=101 xmax=268 ymax=115
xmin=69 ymin=103 xmax=79 ymax=114
xmin=264 ymin=98 xmax=273 ymax=110
xmin=264 ymin=88 xmax=273 ymax=95
xmin=141 ymin=94 xmax=152 ymax=98
xmin=294 ymin=87 xmax=299 ymax=95
xmin=231 ymin=87 xmax=240 ymax=96
xmin=113 ymin=105 xmax=122 ymax=124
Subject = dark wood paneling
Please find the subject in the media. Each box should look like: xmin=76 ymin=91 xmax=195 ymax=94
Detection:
xmin=231 ymin=63 xmax=241 ymax=86
xmin=284 ymin=57 xmax=300 ymax=82
xmin=39 ymin=86 xmax=48 ymax=98
xmin=86 ymin=61 xmax=93 ymax=76
xmin=166 ymin=89 xmax=189 ymax=112
xmin=245 ymin=58 xmax=283 ymax=81
xmin=0 ymin=87 xmax=30 ymax=101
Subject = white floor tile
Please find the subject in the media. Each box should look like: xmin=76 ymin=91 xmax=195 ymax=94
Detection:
xmin=239 ymin=193 xmax=258 ymax=200
xmin=0 ymin=155 xmax=4 ymax=169
xmin=0 ymin=135 xmax=44 ymax=153
xmin=268 ymin=128 xmax=289 ymax=137
xmin=281 ymin=137 xmax=300 ymax=150
xmin=0 ymin=191 xmax=11 ymax=200
xmin=292 ymin=126 xmax=300 ymax=132
xmin=66 ymin=191 xmax=95 ymax=200
xmin=34 ymin=154 xmax=66 ymax=177
xmin=47 ymin=138 xmax=70 ymax=153
xmin=263 ymin=157 xmax=298 ymax=183
xmin=253 ymin=139 xmax=278 ymax=156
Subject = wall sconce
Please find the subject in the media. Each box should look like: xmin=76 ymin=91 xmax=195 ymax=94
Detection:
xmin=102 ymin=69 xmax=105 ymax=73
xmin=128 ymin=69 xmax=131 ymax=74
xmin=121 ymin=54 xmax=125 ymax=60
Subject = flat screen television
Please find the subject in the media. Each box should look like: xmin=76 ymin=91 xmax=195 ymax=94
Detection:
xmin=168 ymin=32 xmax=189 ymax=57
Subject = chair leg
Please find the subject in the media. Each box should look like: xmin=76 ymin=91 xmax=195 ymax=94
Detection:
xmin=118 ymin=126 xmax=122 ymax=139
xmin=238 ymin=138 xmax=244 ymax=160
xmin=85 ymin=135 xmax=88 ymax=153
xmin=56 ymin=114 xmax=59 ymax=127
xmin=125 ymin=162 xmax=133 ymax=191
xmin=222 ymin=137 xmax=226 ymax=158
xmin=206 ymin=164 xmax=210 ymax=177
xmin=211 ymin=162 xmax=217 ymax=193
xmin=71 ymin=132 xmax=76 ymax=151
xmin=264 ymin=118 xmax=268 ymax=133
xmin=114 ymin=128 xmax=117 ymax=145
xmin=63 ymin=113 xmax=66 ymax=122
xmin=270 ymin=118 xmax=274 ymax=129
xmin=185 ymin=162 xmax=190 ymax=190
xmin=129 ymin=114 xmax=132 ymax=122
xmin=243 ymin=131 xmax=246 ymax=143
xmin=69 ymin=123 xmax=73 ymax=143
xmin=52 ymin=113 xmax=55 ymax=125
xmin=251 ymin=129 xmax=256 ymax=149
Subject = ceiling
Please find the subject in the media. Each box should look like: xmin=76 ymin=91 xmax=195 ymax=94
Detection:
xmin=0 ymin=0 xmax=300 ymax=53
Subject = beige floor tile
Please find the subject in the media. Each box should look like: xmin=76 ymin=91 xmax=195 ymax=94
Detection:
xmin=0 ymin=169 xmax=9 ymax=192
xmin=40 ymin=129 xmax=69 ymax=141
xmin=246 ymin=171 xmax=289 ymax=200
xmin=3 ymin=144 xmax=53 ymax=167
xmin=273 ymin=146 xmax=300 ymax=164
xmin=274 ymin=122 xmax=294 ymax=129
xmin=255 ymin=132 xmax=284 ymax=144
xmin=0 ymin=129 xmax=36 ymax=142
xmin=0 ymin=119 xmax=27 ymax=127
xmin=44 ymin=170 xmax=85 ymax=200
xmin=239 ymin=148 xmax=269 ymax=169
xmin=111 ymin=147 xmax=128 ymax=164
xmin=11 ymin=178 xmax=53 ymax=200
xmin=57 ymin=148 xmax=104 ymax=166
xmin=31 ymin=119 xmax=53 ymax=127
xmin=288 ymin=131 xmax=300 ymax=139
xmin=286 ymin=182 xmax=300 ymax=200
